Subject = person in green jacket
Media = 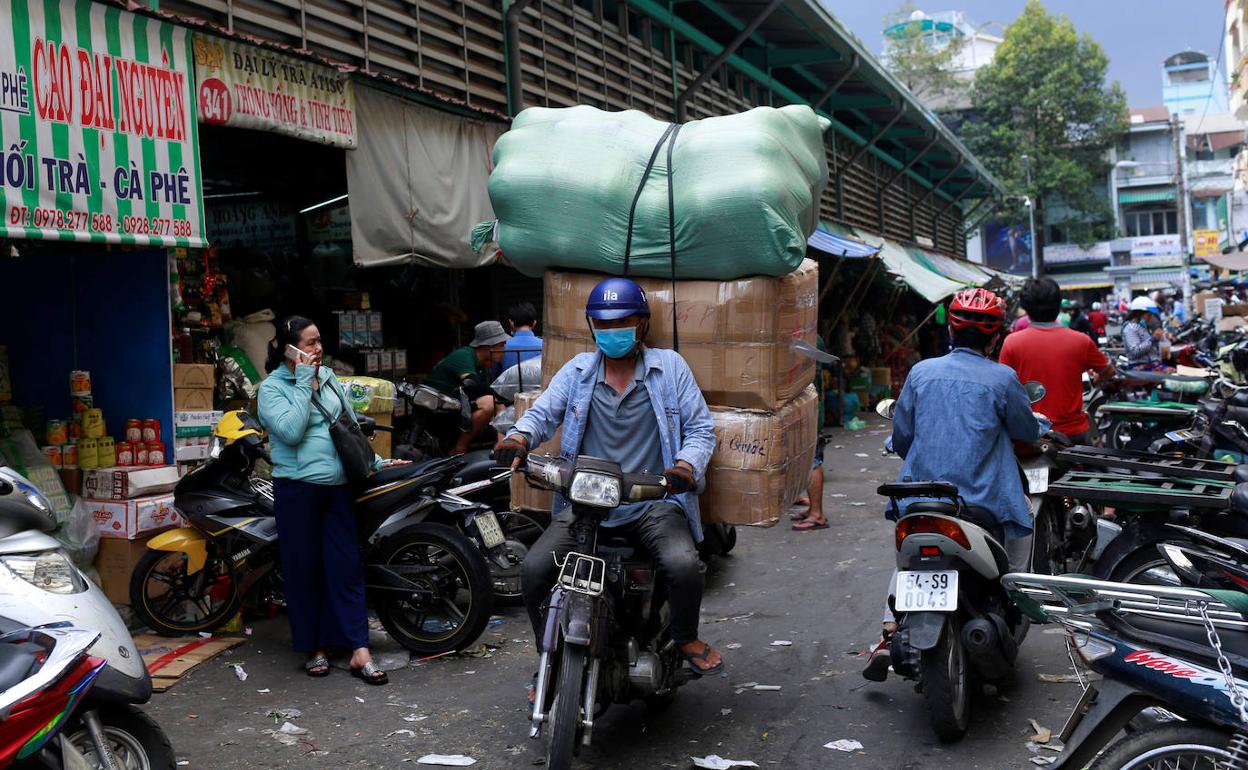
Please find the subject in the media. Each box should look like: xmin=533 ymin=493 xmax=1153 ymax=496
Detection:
xmin=425 ymin=320 xmax=511 ymax=455
xmin=258 ymin=316 xmax=390 ymax=685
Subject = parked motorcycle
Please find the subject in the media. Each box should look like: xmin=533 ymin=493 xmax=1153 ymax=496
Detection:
xmin=129 ymin=411 xmax=501 ymax=655
xmin=520 ymin=454 xmax=699 ymax=770
xmin=0 ymin=625 xmax=104 ymax=769
xmin=0 ymin=467 xmax=175 ymax=769
xmin=1003 ymin=571 xmax=1248 ymax=769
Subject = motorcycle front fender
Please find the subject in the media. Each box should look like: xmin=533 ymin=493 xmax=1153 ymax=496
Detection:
xmin=145 ymin=528 xmax=208 ymax=575
xmin=905 ymin=612 xmax=947 ymax=652
xmin=1051 ymin=679 xmax=1158 ymax=770
xmin=560 ymin=591 xmax=599 ymax=647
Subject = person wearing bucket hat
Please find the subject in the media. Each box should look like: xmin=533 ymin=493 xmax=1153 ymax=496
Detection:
xmin=426 ymin=320 xmax=511 ymax=454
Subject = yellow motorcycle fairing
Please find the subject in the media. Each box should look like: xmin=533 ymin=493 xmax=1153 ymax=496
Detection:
xmin=146 ymin=527 xmax=209 ymax=575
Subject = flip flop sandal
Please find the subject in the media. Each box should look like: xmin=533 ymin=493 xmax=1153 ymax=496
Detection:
xmin=304 ymin=655 xmax=330 ymax=678
xmin=350 ymin=661 xmax=389 ymax=686
xmin=790 ymin=511 xmax=812 ymax=521
xmin=679 ymin=642 xmax=724 ymax=678
xmin=792 ymin=518 xmax=828 ymax=531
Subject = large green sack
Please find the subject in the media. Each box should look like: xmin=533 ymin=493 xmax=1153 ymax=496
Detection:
xmin=488 ymin=105 xmax=830 ymax=280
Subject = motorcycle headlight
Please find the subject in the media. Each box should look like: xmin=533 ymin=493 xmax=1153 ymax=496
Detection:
xmin=0 ymin=552 xmax=87 ymax=595
xmin=568 ymin=471 xmax=621 ymax=508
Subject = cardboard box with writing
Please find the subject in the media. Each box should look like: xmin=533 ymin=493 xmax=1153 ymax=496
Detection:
xmin=541 ymin=261 xmax=818 ymax=410
xmin=77 ymin=493 xmax=182 ymax=540
xmin=94 ymin=535 xmax=157 ymax=604
xmin=174 ymin=388 xmax=214 ymax=411
xmin=700 ymin=386 xmax=818 ymax=527
xmin=370 ymin=412 xmax=393 ymax=459
xmin=83 ymin=465 xmax=180 ymax=500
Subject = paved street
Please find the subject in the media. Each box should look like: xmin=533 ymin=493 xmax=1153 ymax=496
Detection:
xmin=147 ymin=415 xmax=1083 ymax=769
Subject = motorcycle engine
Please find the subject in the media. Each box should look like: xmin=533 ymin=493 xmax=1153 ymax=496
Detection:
xmin=628 ymin=652 xmax=664 ymax=695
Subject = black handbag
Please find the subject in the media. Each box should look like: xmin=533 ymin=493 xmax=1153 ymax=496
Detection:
xmin=310 ymin=382 xmax=374 ymax=482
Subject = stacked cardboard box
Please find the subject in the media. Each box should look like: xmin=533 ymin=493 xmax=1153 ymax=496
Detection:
xmin=524 ymin=260 xmax=820 ymax=526
xmin=510 ymin=390 xmax=559 ymax=514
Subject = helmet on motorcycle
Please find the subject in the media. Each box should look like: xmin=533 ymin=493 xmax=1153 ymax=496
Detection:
xmin=585 ymin=277 xmax=650 ymax=321
xmin=948 ymin=288 xmax=1007 ymax=335
xmin=214 ymin=410 xmax=265 ymax=446
xmin=1129 ymin=295 xmax=1161 ymax=317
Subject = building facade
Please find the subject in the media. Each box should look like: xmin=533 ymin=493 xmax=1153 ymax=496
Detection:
xmin=1163 ymin=50 xmax=1227 ymax=117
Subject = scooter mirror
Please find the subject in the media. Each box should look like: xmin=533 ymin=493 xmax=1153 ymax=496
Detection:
xmin=875 ymin=399 xmax=897 ymax=420
xmin=1024 ymin=381 xmax=1047 ymax=404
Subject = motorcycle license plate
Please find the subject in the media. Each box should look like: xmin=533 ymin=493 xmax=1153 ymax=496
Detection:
xmin=1165 ymin=428 xmax=1200 ymax=443
xmin=474 ymin=511 xmax=506 ymax=548
xmin=895 ymin=570 xmax=959 ymax=612
xmin=1024 ymin=465 xmax=1049 ymax=494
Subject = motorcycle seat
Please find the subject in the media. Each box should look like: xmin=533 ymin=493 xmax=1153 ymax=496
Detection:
xmin=1124 ymin=615 xmax=1248 ymax=664
xmin=1232 ymin=390 xmax=1248 ymax=409
xmin=366 ymin=457 xmax=458 ymax=487
xmin=0 ymin=642 xmax=39 ymax=692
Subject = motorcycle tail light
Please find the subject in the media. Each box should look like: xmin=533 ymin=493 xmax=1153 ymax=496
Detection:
xmin=1069 ymin=631 xmax=1115 ymax=664
xmin=895 ymin=515 xmax=971 ymax=551
xmin=919 ymin=546 xmax=941 ymax=557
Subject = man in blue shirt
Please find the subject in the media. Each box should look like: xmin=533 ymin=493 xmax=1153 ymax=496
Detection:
xmin=494 ymin=278 xmax=723 ymax=682
xmin=495 ymin=302 xmax=544 ymax=377
xmin=862 ymin=288 xmax=1040 ymax=681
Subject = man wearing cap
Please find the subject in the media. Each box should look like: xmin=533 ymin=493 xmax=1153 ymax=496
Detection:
xmin=426 ymin=320 xmax=510 ymax=455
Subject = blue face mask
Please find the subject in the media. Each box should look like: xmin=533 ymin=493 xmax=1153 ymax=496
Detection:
xmin=593 ymin=327 xmax=637 ymax=359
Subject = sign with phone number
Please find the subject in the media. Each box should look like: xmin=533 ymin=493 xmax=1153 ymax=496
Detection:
xmin=0 ymin=0 xmax=206 ymax=247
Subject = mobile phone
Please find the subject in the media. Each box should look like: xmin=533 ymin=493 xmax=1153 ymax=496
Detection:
xmin=285 ymin=344 xmax=310 ymax=364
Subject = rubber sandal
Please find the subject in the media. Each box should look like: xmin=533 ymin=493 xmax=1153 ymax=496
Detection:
xmin=350 ymin=661 xmax=389 ymax=685
xmin=792 ymin=518 xmax=828 ymax=531
xmin=304 ymin=655 xmax=330 ymax=678
xmin=679 ymin=642 xmax=724 ymax=678
xmin=790 ymin=511 xmax=811 ymax=521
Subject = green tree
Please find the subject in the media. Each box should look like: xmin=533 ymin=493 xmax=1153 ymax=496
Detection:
xmin=961 ymin=0 xmax=1127 ymax=267
xmin=882 ymin=3 xmax=970 ymax=106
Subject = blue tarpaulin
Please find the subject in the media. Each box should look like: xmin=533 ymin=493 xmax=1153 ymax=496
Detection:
xmin=807 ymin=224 xmax=881 ymax=258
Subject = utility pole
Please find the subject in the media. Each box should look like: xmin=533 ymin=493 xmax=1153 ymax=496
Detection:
xmin=1173 ymin=113 xmax=1192 ymax=315
xmin=1022 ymin=154 xmax=1039 ymax=278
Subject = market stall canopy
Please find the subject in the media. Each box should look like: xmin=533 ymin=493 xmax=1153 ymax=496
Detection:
xmin=876 ymin=238 xmax=965 ymax=303
xmin=807 ymin=222 xmax=881 ymax=258
xmin=346 ymin=85 xmax=505 ymax=268
xmin=1200 ymin=251 xmax=1248 ymax=271
xmin=1052 ymin=266 xmax=1188 ymax=291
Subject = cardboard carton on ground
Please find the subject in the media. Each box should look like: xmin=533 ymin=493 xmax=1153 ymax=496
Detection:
xmin=1219 ymin=316 xmax=1247 ymax=333
xmin=83 ymin=465 xmax=180 ymax=500
xmin=93 ymin=535 xmax=156 ymax=604
xmin=173 ymin=363 xmax=215 ymax=388
xmin=174 ymin=387 xmax=214 ymax=411
xmin=77 ymin=493 xmax=181 ymax=539
xmin=134 ymin=634 xmax=246 ymax=691
xmin=541 ymin=260 xmax=818 ymax=410
xmin=1194 ymin=291 xmax=1218 ymax=317
xmin=700 ymin=386 xmax=818 ymax=527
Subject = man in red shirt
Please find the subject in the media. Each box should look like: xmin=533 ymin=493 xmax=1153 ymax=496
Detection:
xmin=1000 ymin=279 xmax=1115 ymax=443
xmin=1088 ymin=302 xmax=1109 ymax=338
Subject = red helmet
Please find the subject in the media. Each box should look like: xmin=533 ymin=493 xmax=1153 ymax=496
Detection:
xmin=948 ymin=288 xmax=1007 ymax=335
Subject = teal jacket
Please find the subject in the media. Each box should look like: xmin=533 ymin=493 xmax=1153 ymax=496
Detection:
xmin=258 ymin=364 xmax=379 ymax=486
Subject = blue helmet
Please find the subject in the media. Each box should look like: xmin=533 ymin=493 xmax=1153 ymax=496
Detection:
xmin=585 ymin=277 xmax=650 ymax=321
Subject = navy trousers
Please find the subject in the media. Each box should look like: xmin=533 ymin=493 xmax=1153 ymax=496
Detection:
xmin=272 ymin=479 xmax=370 ymax=653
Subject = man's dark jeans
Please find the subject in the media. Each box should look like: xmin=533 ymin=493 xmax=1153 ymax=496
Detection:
xmin=520 ymin=502 xmax=704 ymax=644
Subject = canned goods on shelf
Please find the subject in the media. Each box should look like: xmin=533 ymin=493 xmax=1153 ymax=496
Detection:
xmin=45 ymin=419 xmax=67 ymax=446
xmin=69 ymin=370 xmax=91 ymax=396
xmin=41 ymin=446 xmax=63 ymax=468
xmin=125 ymin=419 xmax=143 ymax=443
xmin=62 ymin=443 xmax=78 ymax=469
xmin=82 ymin=409 xmax=105 ymax=439
xmin=142 ymin=418 xmax=160 ymax=443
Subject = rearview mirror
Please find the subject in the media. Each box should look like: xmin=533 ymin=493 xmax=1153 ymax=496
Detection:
xmin=875 ymin=399 xmax=897 ymax=420
xmin=1024 ymin=381 xmax=1047 ymax=404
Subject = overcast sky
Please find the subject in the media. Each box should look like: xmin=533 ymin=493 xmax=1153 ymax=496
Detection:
xmin=825 ymin=1 xmax=1227 ymax=109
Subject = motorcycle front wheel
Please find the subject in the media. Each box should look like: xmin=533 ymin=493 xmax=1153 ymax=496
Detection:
xmin=547 ymin=644 xmax=587 ymax=770
xmin=66 ymin=704 xmax=176 ymax=770
xmin=1087 ymin=723 xmax=1232 ymax=769
xmin=372 ymin=522 xmax=493 ymax=655
xmin=130 ymin=549 xmax=242 ymax=636
xmin=921 ymin=620 xmax=970 ymax=743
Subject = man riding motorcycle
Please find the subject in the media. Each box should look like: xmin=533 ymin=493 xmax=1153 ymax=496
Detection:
xmin=1000 ymin=277 xmax=1114 ymax=445
xmin=493 ymin=277 xmax=724 ymax=683
xmin=863 ymin=287 xmax=1041 ymax=680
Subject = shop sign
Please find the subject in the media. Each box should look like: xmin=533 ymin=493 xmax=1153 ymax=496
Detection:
xmin=0 ymin=0 xmax=205 ymax=246
xmin=305 ymin=203 xmax=351 ymax=243
xmin=1194 ymin=228 xmax=1220 ymax=258
xmin=1130 ymin=234 xmax=1182 ymax=258
xmin=192 ymin=36 xmax=356 ymax=149
xmin=206 ymin=198 xmax=296 ymax=250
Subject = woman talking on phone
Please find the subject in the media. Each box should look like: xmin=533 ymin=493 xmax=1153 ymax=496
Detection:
xmin=257 ymin=315 xmax=389 ymax=684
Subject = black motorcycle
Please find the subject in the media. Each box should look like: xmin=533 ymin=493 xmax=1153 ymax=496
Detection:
xmin=130 ymin=411 xmax=502 ymax=655
xmin=521 ymin=454 xmax=699 ymax=770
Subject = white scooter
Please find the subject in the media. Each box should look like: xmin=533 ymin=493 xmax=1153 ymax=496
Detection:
xmin=0 ymin=466 xmax=174 ymax=769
